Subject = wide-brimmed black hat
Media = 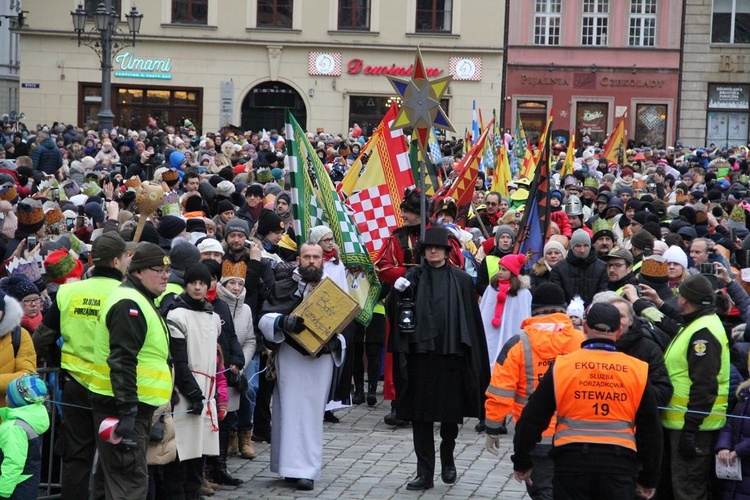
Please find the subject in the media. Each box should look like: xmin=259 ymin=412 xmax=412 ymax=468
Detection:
xmin=419 ymin=227 xmax=451 ymax=252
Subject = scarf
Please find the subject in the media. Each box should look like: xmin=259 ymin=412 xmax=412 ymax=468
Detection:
xmin=323 ymin=248 xmax=338 ymax=263
xmin=206 ymin=287 xmax=217 ymax=302
xmin=22 ymin=313 xmax=43 ymax=333
xmin=491 ymin=280 xmax=511 ymax=328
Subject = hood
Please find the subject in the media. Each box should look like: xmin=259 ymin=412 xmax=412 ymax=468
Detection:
xmin=519 ymin=312 xmax=585 ymax=359
xmin=216 ymin=281 xmax=246 ymax=308
xmin=0 ymin=295 xmax=23 ymax=337
xmin=0 ymin=403 xmax=50 ymax=434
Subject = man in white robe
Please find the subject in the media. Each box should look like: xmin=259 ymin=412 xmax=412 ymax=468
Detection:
xmin=258 ymin=242 xmax=345 ymax=491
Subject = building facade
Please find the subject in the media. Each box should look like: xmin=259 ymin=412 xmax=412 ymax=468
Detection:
xmin=504 ymin=0 xmax=682 ymax=150
xmin=17 ymin=0 xmax=504 ymax=136
xmin=680 ymin=0 xmax=750 ymax=148
xmin=0 ymin=0 xmax=22 ymax=117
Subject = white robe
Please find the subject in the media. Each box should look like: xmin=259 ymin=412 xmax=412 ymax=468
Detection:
xmin=259 ymin=304 xmax=346 ymax=480
xmin=479 ymin=285 xmax=532 ymax=369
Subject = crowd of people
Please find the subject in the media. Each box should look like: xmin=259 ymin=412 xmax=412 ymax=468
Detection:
xmin=0 ymin=117 xmax=748 ymax=500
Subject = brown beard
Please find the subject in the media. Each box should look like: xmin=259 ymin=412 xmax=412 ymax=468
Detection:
xmin=299 ymin=264 xmax=323 ymax=284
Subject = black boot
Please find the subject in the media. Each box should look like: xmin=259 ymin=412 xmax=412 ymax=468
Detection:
xmin=213 ymin=429 xmax=243 ymax=486
xmin=383 ymin=401 xmax=409 ymax=427
xmin=366 ymin=382 xmax=377 ymax=407
xmin=352 ymin=383 xmax=365 ymax=405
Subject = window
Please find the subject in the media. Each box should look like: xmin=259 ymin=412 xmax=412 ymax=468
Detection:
xmin=576 ymin=102 xmax=608 ymax=144
xmin=581 ymin=0 xmax=609 ymax=46
xmin=257 ymin=0 xmax=293 ymax=29
xmin=415 ymin=0 xmax=452 ymax=33
xmin=712 ymin=0 xmax=750 ymax=44
xmin=629 ymin=0 xmax=656 ymax=46
xmin=171 ymin=0 xmax=208 ymax=25
xmin=338 ymin=0 xmax=371 ymax=30
xmin=706 ymin=84 xmax=750 ymax=147
xmin=635 ymin=104 xmax=667 ymax=148
xmin=84 ymin=0 xmax=122 ymax=18
xmin=534 ymin=0 xmax=561 ymax=46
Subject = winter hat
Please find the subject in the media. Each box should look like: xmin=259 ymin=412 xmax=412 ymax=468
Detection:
xmin=44 ymin=249 xmax=84 ymax=284
xmin=630 ymin=229 xmax=655 ymax=252
xmin=6 ymin=374 xmax=47 ymax=408
xmin=679 ymin=274 xmax=716 ymax=306
xmin=183 ymin=196 xmax=203 ymax=214
xmin=216 ymin=199 xmax=235 ymax=215
xmin=183 ymin=263 xmax=212 ymax=287
xmin=216 ymin=180 xmax=235 ymax=198
xmin=202 ymin=259 xmax=222 ymax=282
xmin=544 ymin=240 xmax=567 ymax=258
xmin=186 ymin=218 xmax=207 ymax=234
xmin=400 ymin=188 xmax=421 ymax=215
xmin=246 ymin=183 xmax=264 ymax=199
xmin=586 ymin=302 xmax=621 ymax=334
xmin=80 ymin=156 xmax=96 ymax=169
xmin=17 ymin=198 xmax=45 ymax=235
xmin=169 ymin=240 xmax=201 ymax=271
xmin=83 ymin=202 xmax=105 ymax=226
xmin=271 ymin=167 xmax=284 ymax=181
xmin=197 ymin=238 xmax=224 ymax=257
xmin=157 ymin=215 xmax=187 ymax=240
xmin=570 ymin=229 xmax=591 ymax=249
xmin=308 ymin=225 xmax=332 ymax=245
xmin=567 ymin=296 xmax=585 ymax=320
xmin=664 ymin=245 xmax=688 ymax=269
xmin=162 ymin=168 xmax=180 ymax=185
xmin=257 ymin=210 xmax=285 ymax=236
xmin=169 ymin=151 xmax=186 ymax=169
xmin=499 ymin=253 xmax=526 ymax=277
xmin=128 ymin=242 xmax=170 ymax=273
xmin=531 ymin=282 xmax=567 ymax=314
xmin=1 ymin=274 xmax=39 ymax=300
xmin=224 ymin=218 xmax=249 ymax=238
xmin=494 ymin=225 xmax=516 ymax=246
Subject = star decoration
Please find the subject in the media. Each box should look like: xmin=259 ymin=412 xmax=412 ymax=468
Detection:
xmin=387 ymin=48 xmax=455 ymax=156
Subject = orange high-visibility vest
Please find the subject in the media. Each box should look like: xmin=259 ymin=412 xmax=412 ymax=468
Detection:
xmin=553 ymin=347 xmax=648 ymax=452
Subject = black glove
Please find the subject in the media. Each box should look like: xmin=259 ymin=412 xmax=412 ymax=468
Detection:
xmin=187 ymin=391 xmax=204 ymax=415
xmin=115 ymin=407 xmax=138 ymax=447
xmin=279 ymin=314 xmax=305 ymax=334
xmin=678 ymin=430 xmax=700 ymax=459
xmin=317 ymin=336 xmax=341 ymax=358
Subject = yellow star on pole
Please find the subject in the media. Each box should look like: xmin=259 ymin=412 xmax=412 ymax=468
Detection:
xmin=387 ymin=48 xmax=455 ymax=156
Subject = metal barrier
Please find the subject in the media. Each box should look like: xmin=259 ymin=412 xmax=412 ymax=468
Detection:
xmin=37 ymin=366 xmax=62 ymax=500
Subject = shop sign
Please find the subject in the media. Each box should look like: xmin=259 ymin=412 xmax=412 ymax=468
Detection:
xmin=308 ymin=52 xmax=342 ymax=76
xmin=449 ymin=57 xmax=482 ymax=81
xmin=599 ymin=77 xmax=665 ymax=88
xmin=21 ymin=83 xmax=39 ymax=88
xmin=719 ymin=55 xmax=747 ymax=73
xmin=346 ymin=58 xmax=443 ymax=77
xmin=519 ymin=74 xmax=569 ymax=86
xmin=573 ymin=73 xmax=596 ymax=89
xmin=114 ymin=52 xmax=172 ymax=80
xmin=220 ymin=81 xmax=234 ymax=127
xmin=708 ymin=84 xmax=749 ymax=110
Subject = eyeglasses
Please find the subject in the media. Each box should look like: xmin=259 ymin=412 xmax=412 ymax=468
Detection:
xmin=606 ymin=262 xmax=627 ymax=269
xmin=486 ymin=202 xmax=499 ymax=206
xmin=147 ymin=267 xmax=172 ymax=276
xmin=320 ymin=237 xmax=335 ymax=244
xmin=22 ymin=297 xmax=43 ymax=305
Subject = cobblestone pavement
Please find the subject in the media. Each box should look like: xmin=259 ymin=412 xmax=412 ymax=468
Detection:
xmin=213 ymin=393 xmax=531 ymax=499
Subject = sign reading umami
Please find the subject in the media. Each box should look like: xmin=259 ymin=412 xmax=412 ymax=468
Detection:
xmin=114 ymin=52 xmax=173 ymax=80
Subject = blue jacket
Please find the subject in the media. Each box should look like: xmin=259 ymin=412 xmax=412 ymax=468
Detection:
xmin=32 ymin=138 xmax=62 ymax=175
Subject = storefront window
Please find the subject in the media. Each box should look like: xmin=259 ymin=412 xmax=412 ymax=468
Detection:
xmin=634 ymin=104 xmax=667 ymax=148
xmin=118 ymin=88 xmax=143 ymax=104
xmin=173 ymin=91 xmax=198 ymax=105
xmin=146 ymin=90 xmax=171 ymax=105
xmin=518 ymin=100 xmax=547 ymax=144
xmin=706 ymin=83 xmax=750 ymax=147
xmin=576 ymin=102 xmax=608 ymax=145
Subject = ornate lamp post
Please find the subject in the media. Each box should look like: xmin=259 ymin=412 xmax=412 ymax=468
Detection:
xmin=71 ymin=2 xmax=143 ymax=133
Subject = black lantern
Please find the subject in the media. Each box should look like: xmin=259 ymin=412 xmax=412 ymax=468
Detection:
xmin=397 ymin=291 xmax=416 ymax=334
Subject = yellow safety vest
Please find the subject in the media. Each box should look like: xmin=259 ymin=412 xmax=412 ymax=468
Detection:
xmin=57 ymin=276 xmax=122 ymax=387
xmin=89 ymin=285 xmax=172 ymax=406
xmin=486 ymin=255 xmax=500 ymax=280
xmin=662 ymin=313 xmax=730 ymax=430
xmin=155 ymin=282 xmax=184 ymax=307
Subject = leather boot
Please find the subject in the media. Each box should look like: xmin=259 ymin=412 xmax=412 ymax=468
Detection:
xmin=366 ymin=382 xmax=377 ymax=407
xmin=239 ymin=430 xmax=257 ymax=460
xmin=227 ymin=430 xmax=239 ymax=456
xmin=352 ymin=383 xmax=365 ymax=405
xmin=213 ymin=429 xmax=244 ymax=486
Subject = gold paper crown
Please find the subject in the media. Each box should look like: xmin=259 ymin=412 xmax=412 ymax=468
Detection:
xmin=222 ymin=260 xmax=247 ymax=280
xmin=592 ymin=217 xmax=614 ymax=235
xmin=584 ymin=177 xmax=599 ymax=188
xmin=641 ymin=256 xmax=668 ymax=278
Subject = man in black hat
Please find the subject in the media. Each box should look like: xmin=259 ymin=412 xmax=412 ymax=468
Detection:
xmin=602 ymin=247 xmax=637 ymax=293
xmin=235 ymin=183 xmax=266 ymax=228
xmin=34 ymin=232 xmax=134 ymax=499
xmin=88 ymin=242 xmax=174 ymax=499
xmin=661 ymin=274 xmax=730 ymax=500
xmin=512 ymin=302 xmax=662 ymax=500
xmin=387 ymin=227 xmax=489 ymax=491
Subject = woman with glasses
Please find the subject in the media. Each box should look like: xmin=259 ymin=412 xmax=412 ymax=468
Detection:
xmin=0 ymin=275 xmax=44 ymax=334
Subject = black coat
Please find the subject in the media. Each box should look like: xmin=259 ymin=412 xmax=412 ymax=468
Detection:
xmin=387 ymin=263 xmax=489 ymax=422
xmin=616 ymin=317 xmax=673 ymax=407
xmin=550 ymin=251 xmax=608 ymax=306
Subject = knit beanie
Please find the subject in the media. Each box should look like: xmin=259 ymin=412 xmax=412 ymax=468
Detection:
xmin=308 ymin=225 xmax=332 ymax=244
xmin=184 ymin=196 xmax=203 ymax=214
xmin=216 ymin=199 xmax=235 ymax=216
xmin=543 ymin=240 xmax=567 ymax=259
xmin=566 ymin=296 xmax=585 ymax=320
xmin=1 ymin=274 xmax=39 ymax=300
xmin=570 ymin=229 xmax=591 ymax=249
xmin=494 ymin=225 xmax=516 ymax=245
xmin=224 ymin=218 xmax=250 ymax=238
xmin=630 ymin=229 xmax=655 ymax=251
xmin=183 ymin=263 xmax=212 ymax=287
xmin=679 ymin=274 xmax=716 ymax=306
xmin=257 ymin=209 xmax=285 ymax=236
xmin=17 ymin=198 xmax=45 ymax=235
xmin=202 ymin=259 xmax=222 ymax=282
xmin=499 ymin=253 xmax=526 ymax=277
xmin=216 ymin=180 xmax=235 ymax=198
xmin=44 ymin=249 xmax=84 ymax=284
xmin=7 ymin=374 xmax=47 ymax=408
xmin=531 ymin=283 xmax=567 ymax=314
xmin=186 ymin=218 xmax=207 ymax=234
xmin=157 ymin=215 xmax=187 ymax=240
xmin=197 ymin=238 xmax=224 ymax=256
xmin=663 ymin=245 xmax=688 ymax=269
xmin=169 ymin=240 xmax=201 ymax=271
xmin=128 ymin=242 xmax=170 ymax=273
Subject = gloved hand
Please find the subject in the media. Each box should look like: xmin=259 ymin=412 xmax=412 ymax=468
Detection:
xmin=279 ymin=314 xmax=305 ymax=334
xmin=217 ymin=401 xmax=228 ymax=421
xmin=317 ymin=336 xmax=342 ymax=357
xmin=394 ymin=277 xmax=411 ymax=292
xmin=485 ymin=433 xmax=501 ymax=456
xmin=115 ymin=406 xmax=138 ymax=447
xmin=679 ymin=430 xmax=700 ymax=459
xmin=187 ymin=392 xmax=204 ymax=415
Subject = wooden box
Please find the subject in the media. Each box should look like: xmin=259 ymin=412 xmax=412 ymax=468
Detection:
xmin=288 ymin=277 xmax=362 ymax=356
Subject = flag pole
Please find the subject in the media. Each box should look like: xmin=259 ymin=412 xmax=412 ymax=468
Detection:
xmin=419 ymin=147 xmax=427 ymax=240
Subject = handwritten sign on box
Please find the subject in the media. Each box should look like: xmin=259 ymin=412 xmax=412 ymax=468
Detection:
xmin=289 ymin=278 xmax=361 ymax=356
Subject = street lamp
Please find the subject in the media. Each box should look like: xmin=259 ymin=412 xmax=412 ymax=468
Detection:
xmin=70 ymin=2 xmax=143 ymax=134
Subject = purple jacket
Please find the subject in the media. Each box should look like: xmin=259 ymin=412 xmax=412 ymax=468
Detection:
xmin=716 ymin=386 xmax=750 ymax=500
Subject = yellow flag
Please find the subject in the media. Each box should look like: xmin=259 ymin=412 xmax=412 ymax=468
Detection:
xmin=492 ymin=140 xmax=511 ymax=198
xmin=560 ymin=134 xmax=576 ymax=178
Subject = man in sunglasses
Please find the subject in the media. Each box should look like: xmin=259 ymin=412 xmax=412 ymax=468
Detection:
xmin=468 ymin=191 xmax=503 ymax=238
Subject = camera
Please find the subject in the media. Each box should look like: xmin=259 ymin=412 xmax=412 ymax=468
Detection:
xmin=648 ymin=183 xmax=656 ymax=189
xmin=699 ymin=262 xmax=718 ymax=275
